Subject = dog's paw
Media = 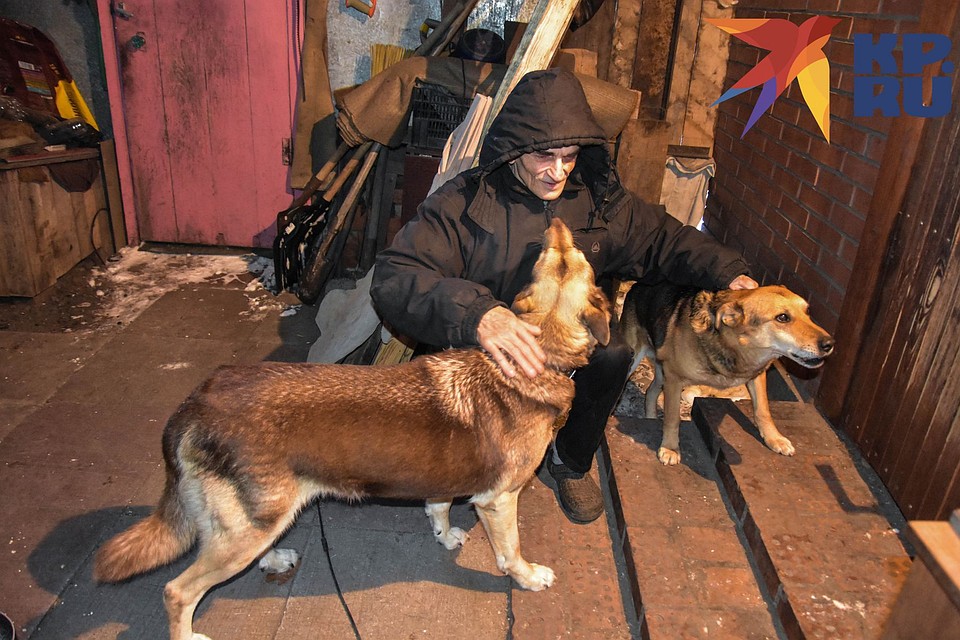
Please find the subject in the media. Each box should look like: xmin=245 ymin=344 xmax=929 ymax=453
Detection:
xmin=436 ymin=526 xmax=469 ymax=550
xmin=259 ymin=548 xmax=300 ymax=574
xmin=515 ymin=563 xmax=556 ymax=591
xmin=765 ymin=435 xmax=795 ymax=456
xmin=192 ymin=634 xmax=213 ymax=640
xmin=657 ymin=447 xmax=682 ymax=465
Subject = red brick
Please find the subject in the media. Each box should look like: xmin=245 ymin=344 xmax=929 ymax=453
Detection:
xmin=803 ymin=212 xmax=844 ymax=255
xmin=832 ymin=92 xmax=856 ymax=121
xmin=830 ymin=40 xmax=855 ymax=67
xmin=834 ymin=68 xmax=853 ymax=94
xmin=734 ymin=7 xmax=765 ymax=19
xmin=850 ymin=187 xmax=873 ymax=217
xmin=849 ymin=16 xmax=898 ymax=36
xmin=729 ymin=43 xmax=760 ymax=67
xmin=830 ymin=123 xmax=869 ymax=155
xmin=839 ymin=237 xmax=860 ymax=265
xmin=882 ymin=0 xmax=922 ymax=19
xmin=834 ymin=16 xmax=855 ymax=40
xmin=818 ymin=249 xmax=853 ymax=288
xmin=842 ymin=153 xmax=881 ymax=189
xmin=767 ymin=209 xmax=794 ymax=238
xmin=772 ymin=166 xmax=803 ymax=199
xmin=772 ymin=99 xmax=802 ymax=127
xmin=788 ymin=224 xmax=820 ymax=262
xmin=762 ymin=138 xmax=792 ymax=168
xmin=716 ymin=129 xmax=735 ymax=154
xmin=815 ymin=169 xmax=856 ymax=206
xmin=830 ymin=202 xmax=867 ymax=239
xmin=895 ymin=17 xmax=922 ymax=35
xmin=864 ymin=133 xmax=886 ymax=164
xmin=748 ymin=151 xmax=777 ymax=181
xmin=809 ymin=140 xmax=847 ymax=172
xmin=838 ymin=0 xmax=882 ymax=13
xmin=779 ymin=194 xmax=808 ymax=225
xmin=780 ymin=123 xmax=813 ymax=154
xmin=746 ymin=214 xmax=776 ymax=247
xmin=787 ymin=153 xmax=820 ymax=185
xmin=807 ymin=0 xmax=841 ymax=11
xmin=799 ymin=183 xmax=835 ymax=220
xmin=756 ymin=178 xmax=785 ymax=209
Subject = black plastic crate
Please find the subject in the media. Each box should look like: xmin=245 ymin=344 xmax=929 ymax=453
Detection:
xmin=409 ymin=80 xmax=472 ymax=156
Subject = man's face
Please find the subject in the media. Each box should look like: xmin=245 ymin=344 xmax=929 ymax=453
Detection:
xmin=511 ymin=145 xmax=580 ymax=201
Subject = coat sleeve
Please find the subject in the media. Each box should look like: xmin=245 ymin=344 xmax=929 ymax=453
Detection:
xmin=370 ymin=193 xmax=503 ymax=348
xmin=608 ymin=193 xmax=751 ymax=288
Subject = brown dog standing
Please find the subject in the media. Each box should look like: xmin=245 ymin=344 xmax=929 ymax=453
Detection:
xmin=94 ymin=219 xmax=611 ymax=640
xmin=622 ymin=281 xmax=834 ymax=465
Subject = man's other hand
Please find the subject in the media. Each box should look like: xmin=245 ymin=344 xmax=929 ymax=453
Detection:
xmin=728 ymin=274 xmax=759 ymax=290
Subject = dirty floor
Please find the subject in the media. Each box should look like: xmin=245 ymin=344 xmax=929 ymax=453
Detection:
xmin=0 ymin=248 xmax=911 ymax=639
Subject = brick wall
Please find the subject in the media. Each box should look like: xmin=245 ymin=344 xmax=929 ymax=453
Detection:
xmin=706 ymin=0 xmax=922 ymax=333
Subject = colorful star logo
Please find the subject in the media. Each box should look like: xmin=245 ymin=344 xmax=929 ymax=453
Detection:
xmin=709 ymin=16 xmax=841 ymax=142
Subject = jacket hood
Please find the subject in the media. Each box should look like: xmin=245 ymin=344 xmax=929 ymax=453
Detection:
xmin=478 ymin=68 xmax=609 ymax=175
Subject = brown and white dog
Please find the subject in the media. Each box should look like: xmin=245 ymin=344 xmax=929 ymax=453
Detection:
xmin=621 ymin=281 xmax=834 ymax=466
xmin=94 ymin=218 xmax=611 ymax=640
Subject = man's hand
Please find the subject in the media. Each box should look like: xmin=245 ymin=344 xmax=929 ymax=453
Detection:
xmin=728 ymin=274 xmax=759 ymax=290
xmin=476 ymin=306 xmax=546 ymax=379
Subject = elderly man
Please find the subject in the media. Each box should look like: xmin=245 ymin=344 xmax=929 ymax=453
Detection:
xmin=372 ymin=68 xmax=755 ymax=523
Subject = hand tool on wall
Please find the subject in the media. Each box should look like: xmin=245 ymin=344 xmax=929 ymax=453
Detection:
xmin=345 ymin=0 xmax=376 ymax=18
xmin=298 ymin=142 xmax=382 ymax=304
xmin=273 ymin=141 xmax=367 ymax=292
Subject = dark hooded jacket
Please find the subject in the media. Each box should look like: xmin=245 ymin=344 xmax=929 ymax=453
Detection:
xmin=371 ymin=69 xmax=750 ymax=348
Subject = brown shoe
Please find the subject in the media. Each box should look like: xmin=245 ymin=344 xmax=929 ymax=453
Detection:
xmin=546 ymin=457 xmax=604 ymax=524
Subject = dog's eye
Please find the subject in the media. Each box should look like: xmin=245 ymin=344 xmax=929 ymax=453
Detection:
xmin=776 ymin=313 xmax=791 ymax=323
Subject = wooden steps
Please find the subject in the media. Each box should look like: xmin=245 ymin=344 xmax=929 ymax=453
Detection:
xmin=602 ymin=397 xmax=911 ymax=639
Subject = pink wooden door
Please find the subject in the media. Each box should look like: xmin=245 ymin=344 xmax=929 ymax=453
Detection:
xmin=110 ymin=0 xmax=296 ymax=247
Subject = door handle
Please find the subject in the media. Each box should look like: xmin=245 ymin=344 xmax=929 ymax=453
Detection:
xmin=128 ymin=32 xmax=146 ymax=50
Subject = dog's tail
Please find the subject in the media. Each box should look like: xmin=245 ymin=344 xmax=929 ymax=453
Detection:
xmin=94 ymin=467 xmax=196 ymax=583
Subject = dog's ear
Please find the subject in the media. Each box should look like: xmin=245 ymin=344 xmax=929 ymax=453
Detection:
xmin=715 ymin=301 xmax=744 ymax=329
xmin=511 ymin=287 xmax=534 ymax=314
xmin=691 ymin=291 xmax=715 ymax=333
xmin=582 ymin=290 xmax=611 ymax=346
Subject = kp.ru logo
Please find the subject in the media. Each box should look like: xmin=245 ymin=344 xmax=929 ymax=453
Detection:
xmin=709 ymin=17 xmax=954 ymax=143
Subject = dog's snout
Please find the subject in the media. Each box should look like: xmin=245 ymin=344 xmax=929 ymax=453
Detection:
xmin=820 ymin=336 xmax=835 ymax=355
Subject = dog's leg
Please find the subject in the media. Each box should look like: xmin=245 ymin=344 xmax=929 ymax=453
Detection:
xmin=747 ymin=371 xmax=795 ymax=456
xmin=425 ymin=498 xmax=469 ymax=549
xmin=473 ymin=488 xmax=554 ymax=591
xmin=645 ymin=360 xmax=664 ymax=420
xmin=165 ymin=527 xmax=279 ymax=640
xmin=658 ymin=375 xmax=684 ymax=465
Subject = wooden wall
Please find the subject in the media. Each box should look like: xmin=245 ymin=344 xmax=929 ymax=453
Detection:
xmin=824 ymin=0 xmax=960 ymax=521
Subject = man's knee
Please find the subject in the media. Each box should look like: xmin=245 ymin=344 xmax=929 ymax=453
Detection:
xmin=588 ymin=338 xmax=633 ymax=378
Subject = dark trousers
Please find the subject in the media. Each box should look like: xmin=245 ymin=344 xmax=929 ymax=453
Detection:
xmin=553 ymin=321 xmax=633 ymax=474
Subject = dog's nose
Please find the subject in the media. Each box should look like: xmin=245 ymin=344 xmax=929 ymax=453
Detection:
xmin=820 ymin=336 xmax=835 ymax=355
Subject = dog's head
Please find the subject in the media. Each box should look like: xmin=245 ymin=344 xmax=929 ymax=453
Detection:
xmin=511 ymin=219 xmax=611 ymax=369
xmin=693 ymin=285 xmax=835 ymax=368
